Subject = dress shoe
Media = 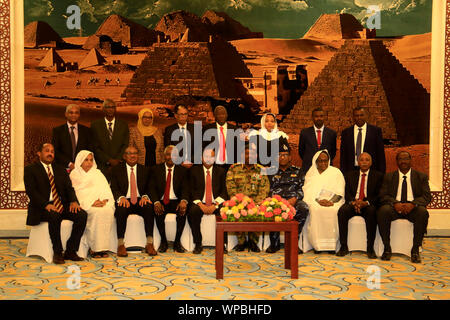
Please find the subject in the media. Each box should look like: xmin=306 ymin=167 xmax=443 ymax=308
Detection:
xmin=266 ymin=244 xmax=280 ymax=254
xmin=411 ymin=249 xmax=421 ymax=263
xmin=193 ymin=244 xmax=203 ymax=254
xmin=381 ymin=250 xmax=392 ymax=261
xmin=248 ymin=241 xmax=260 ymax=253
xmin=145 ymin=243 xmax=157 ymax=256
xmin=64 ymin=251 xmax=84 ymax=261
xmin=233 ymin=243 xmax=246 ymax=252
xmin=224 ymin=245 xmax=228 ymax=254
xmin=174 ymin=242 xmax=186 ymax=253
xmin=298 ymin=248 xmax=303 ymax=254
xmin=53 ymin=252 xmax=65 ymax=264
xmin=313 ymin=249 xmax=321 ymax=254
xmin=367 ymin=250 xmax=377 ymax=259
xmin=158 ymin=241 xmax=168 ymax=253
xmin=336 ymin=245 xmax=349 ymax=257
xmin=117 ymin=244 xmax=128 ymax=257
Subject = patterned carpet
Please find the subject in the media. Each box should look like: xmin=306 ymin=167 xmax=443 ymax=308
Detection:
xmin=0 ymin=238 xmax=448 ymax=300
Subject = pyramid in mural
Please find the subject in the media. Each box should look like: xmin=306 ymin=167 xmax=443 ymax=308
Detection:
xmin=303 ymin=13 xmax=368 ymax=39
xmin=201 ymin=10 xmax=263 ymax=40
xmin=154 ymin=10 xmax=211 ymax=42
xmin=121 ymin=39 xmax=252 ymax=104
xmin=79 ymin=48 xmax=107 ymax=69
xmin=24 ymin=21 xmax=64 ymax=48
xmin=280 ymin=40 xmax=430 ymax=145
xmin=38 ymin=48 xmax=65 ymax=67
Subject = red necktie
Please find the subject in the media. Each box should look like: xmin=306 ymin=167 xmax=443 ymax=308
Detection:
xmin=205 ymin=169 xmax=213 ymax=206
xmin=47 ymin=166 xmax=63 ymax=213
xmin=163 ymin=168 xmax=172 ymax=205
xmin=130 ymin=167 xmax=137 ymax=205
xmin=317 ymin=130 xmax=322 ymax=149
xmin=359 ymin=173 xmax=366 ymax=200
xmin=219 ymin=126 xmax=226 ymax=162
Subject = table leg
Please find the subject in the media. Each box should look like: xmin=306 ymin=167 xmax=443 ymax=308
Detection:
xmin=290 ymin=227 xmax=298 ymax=279
xmin=216 ymin=226 xmax=224 ymax=279
xmin=285 ymin=231 xmax=291 ymax=269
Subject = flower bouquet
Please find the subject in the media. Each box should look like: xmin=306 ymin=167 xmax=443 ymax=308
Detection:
xmin=220 ymin=193 xmax=260 ymax=222
xmin=259 ymin=195 xmax=296 ymax=222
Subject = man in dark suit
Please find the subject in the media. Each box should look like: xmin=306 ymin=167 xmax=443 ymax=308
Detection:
xmin=202 ymin=105 xmax=241 ymax=171
xmin=23 ymin=143 xmax=87 ymax=264
xmin=90 ymin=99 xmax=129 ymax=180
xmin=298 ymin=107 xmax=337 ymax=172
xmin=340 ymin=107 xmax=386 ymax=174
xmin=110 ymin=146 xmax=156 ymax=257
xmin=163 ymin=104 xmax=195 ymax=168
xmin=377 ymin=151 xmax=431 ymax=263
xmin=188 ymin=148 xmax=228 ymax=254
xmin=52 ymin=104 xmax=92 ymax=172
xmin=149 ymin=145 xmax=190 ymax=253
xmin=336 ymin=152 xmax=384 ymax=259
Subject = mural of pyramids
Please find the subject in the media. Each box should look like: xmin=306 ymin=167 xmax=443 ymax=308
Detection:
xmin=303 ymin=13 xmax=367 ymax=39
xmin=38 ymin=48 xmax=64 ymax=67
xmin=121 ymin=40 xmax=252 ymax=104
xmin=280 ymin=40 xmax=430 ymax=145
xmin=79 ymin=48 xmax=107 ymax=69
xmin=24 ymin=21 xmax=64 ymax=48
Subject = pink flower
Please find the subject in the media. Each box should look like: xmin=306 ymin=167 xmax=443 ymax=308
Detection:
xmin=235 ymin=193 xmax=244 ymax=201
xmin=234 ymin=212 xmax=241 ymax=219
xmin=229 ymin=200 xmax=236 ymax=207
xmin=264 ymin=211 xmax=273 ymax=218
xmin=221 ymin=212 xmax=227 ymax=220
xmin=241 ymin=210 xmax=248 ymax=216
xmin=259 ymin=205 xmax=266 ymax=212
xmin=273 ymin=195 xmax=282 ymax=201
xmin=273 ymin=208 xmax=282 ymax=215
xmin=247 ymin=203 xmax=256 ymax=210
xmin=282 ymin=211 xmax=289 ymax=220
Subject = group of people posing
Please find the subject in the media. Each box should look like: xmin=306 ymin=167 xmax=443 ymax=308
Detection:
xmin=24 ymin=100 xmax=431 ymax=265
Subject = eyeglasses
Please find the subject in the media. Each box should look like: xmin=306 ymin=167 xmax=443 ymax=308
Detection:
xmin=125 ymin=152 xmax=138 ymax=155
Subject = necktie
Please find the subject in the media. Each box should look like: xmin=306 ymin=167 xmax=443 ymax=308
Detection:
xmin=130 ymin=167 xmax=137 ymax=205
xmin=163 ymin=168 xmax=172 ymax=205
xmin=401 ymin=175 xmax=408 ymax=202
xmin=181 ymin=127 xmax=187 ymax=161
xmin=356 ymin=128 xmax=362 ymax=164
xmin=219 ymin=126 xmax=226 ymax=162
xmin=108 ymin=122 xmax=113 ymax=140
xmin=317 ymin=130 xmax=322 ymax=149
xmin=70 ymin=126 xmax=76 ymax=162
xmin=358 ymin=173 xmax=366 ymax=200
xmin=47 ymin=166 xmax=63 ymax=213
xmin=205 ymin=169 xmax=213 ymax=206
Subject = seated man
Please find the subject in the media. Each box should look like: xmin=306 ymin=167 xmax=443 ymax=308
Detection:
xmin=188 ymin=148 xmax=228 ymax=254
xmin=377 ymin=151 xmax=431 ymax=263
xmin=110 ymin=146 xmax=156 ymax=257
xmin=150 ymin=145 xmax=190 ymax=253
xmin=24 ymin=143 xmax=87 ymax=264
xmin=336 ymin=152 xmax=384 ymax=259
xmin=267 ymin=142 xmax=309 ymax=254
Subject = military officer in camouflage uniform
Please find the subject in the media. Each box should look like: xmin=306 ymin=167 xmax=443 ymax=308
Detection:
xmin=267 ymin=142 xmax=309 ymax=254
xmin=226 ymin=143 xmax=270 ymax=252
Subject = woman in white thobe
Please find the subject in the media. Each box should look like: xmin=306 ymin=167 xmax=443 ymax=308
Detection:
xmin=303 ymin=150 xmax=345 ymax=252
xmin=70 ymin=150 xmax=115 ymax=258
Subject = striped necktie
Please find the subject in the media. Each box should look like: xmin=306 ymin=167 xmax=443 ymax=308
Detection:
xmin=47 ymin=165 xmax=64 ymax=213
xmin=108 ymin=122 xmax=113 ymax=140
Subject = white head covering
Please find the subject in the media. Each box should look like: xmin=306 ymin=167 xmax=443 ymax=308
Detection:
xmin=305 ymin=149 xmax=331 ymax=181
xmin=70 ymin=150 xmax=97 ymax=188
xmin=248 ymin=113 xmax=289 ymax=141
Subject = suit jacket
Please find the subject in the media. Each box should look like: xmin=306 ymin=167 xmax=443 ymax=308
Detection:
xmin=52 ymin=123 xmax=92 ymax=167
xmin=189 ymin=164 xmax=228 ymax=203
xmin=344 ymin=169 xmax=384 ymax=207
xmin=149 ymin=163 xmax=190 ymax=203
xmin=90 ymin=118 xmax=130 ymax=169
xmin=379 ymin=169 xmax=431 ymax=207
xmin=163 ymin=122 xmax=196 ymax=162
xmin=298 ymin=126 xmax=337 ymax=171
xmin=340 ymin=123 xmax=386 ymax=174
xmin=23 ymin=162 xmax=78 ymax=226
xmin=203 ymin=122 xmax=238 ymax=164
xmin=110 ymin=163 xmax=151 ymax=201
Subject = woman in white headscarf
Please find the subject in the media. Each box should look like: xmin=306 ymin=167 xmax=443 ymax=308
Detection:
xmin=70 ymin=150 xmax=115 ymax=258
xmin=248 ymin=113 xmax=289 ymax=174
xmin=303 ymin=149 xmax=345 ymax=252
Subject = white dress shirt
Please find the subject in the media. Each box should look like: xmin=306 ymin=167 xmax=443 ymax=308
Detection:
xmin=67 ymin=122 xmax=79 ymax=145
xmin=216 ymin=122 xmax=228 ymax=164
xmin=125 ymin=163 xmax=141 ymax=199
xmin=353 ymin=122 xmax=367 ymax=165
xmin=355 ymin=169 xmax=369 ymax=201
xmin=396 ymin=169 xmax=414 ymax=202
xmin=192 ymin=166 xmax=226 ymax=206
xmin=105 ymin=117 xmax=115 ymax=133
xmin=41 ymin=162 xmax=54 ymax=201
xmin=314 ymin=125 xmax=324 ymax=146
xmin=161 ymin=164 xmax=177 ymax=201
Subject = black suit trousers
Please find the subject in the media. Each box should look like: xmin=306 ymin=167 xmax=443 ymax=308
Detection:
xmin=337 ymin=203 xmax=377 ymax=249
xmin=40 ymin=207 xmax=87 ymax=254
xmin=188 ymin=203 xmax=220 ymax=245
xmin=115 ymin=199 xmax=154 ymax=239
xmin=153 ymin=200 xmax=187 ymax=243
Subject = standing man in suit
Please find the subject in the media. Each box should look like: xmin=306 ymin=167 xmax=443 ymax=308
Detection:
xmin=188 ymin=148 xmax=228 ymax=254
xmin=149 ymin=145 xmax=190 ymax=253
xmin=163 ymin=104 xmax=195 ymax=168
xmin=340 ymin=107 xmax=386 ymax=174
xmin=91 ymin=99 xmax=129 ymax=180
xmin=110 ymin=146 xmax=156 ymax=257
xmin=377 ymin=151 xmax=431 ymax=263
xmin=298 ymin=107 xmax=337 ymax=172
xmin=24 ymin=143 xmax=87 ymax=264
xmin=336 ymin=152 xmax=384 ymax=259
xmin=52 ymin=104 xmax=92 ymax=172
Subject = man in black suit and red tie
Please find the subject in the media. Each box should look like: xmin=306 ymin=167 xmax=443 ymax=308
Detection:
xmin=298 ymin=107 xmax=337 ymax=172
xmin=336 ymin=152 xmax=384 ymax=259
xmin=163 ymin=104 xmax=195 ymax=168
xmin=340 ymin=106 xmax=386 ymax=174
xmin=377 ymin=151 xmax=431 ymax=263
xmin=110 ymin=146 xmax=156 ymax=257
xmin=52 ymin=104 xmax=92 ymax=172
xmin=24 ymin=143 xmax=87 ymax=264
xmin=188 ymin=148 xmax=228 ymax=254
xmin=149 ymin=145 xmax=190 ymax=253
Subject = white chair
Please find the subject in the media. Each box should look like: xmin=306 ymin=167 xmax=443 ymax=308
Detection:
xmin=153 ymin=213 xmax=192 ymax=251
xmin=109 ymin=215 xmax=147 ymax=251
xmin=187 ymin=214 xmax=216 ymax=251
xmin=26 ymin=220 xmax=88 ymax=263
xmin=347 ymin=216 xmax=368 ymax=252
xmin=374 ymin=219 xmax=415 ymax=257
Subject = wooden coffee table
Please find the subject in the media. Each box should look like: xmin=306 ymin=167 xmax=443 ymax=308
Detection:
xmin=215 ymin=218 xmax=299 ymax=279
